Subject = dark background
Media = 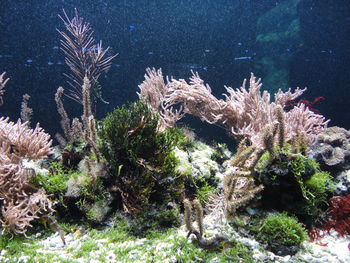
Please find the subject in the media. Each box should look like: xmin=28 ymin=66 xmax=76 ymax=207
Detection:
xmin=0 ymin=0 xmax=349 ymax=146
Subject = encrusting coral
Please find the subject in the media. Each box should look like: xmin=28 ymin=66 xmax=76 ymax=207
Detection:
xmin=308 ymin=126 xmax=350 ymax=172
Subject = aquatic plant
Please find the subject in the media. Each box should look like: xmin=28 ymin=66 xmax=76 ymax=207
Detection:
xmin=98 ymin=100 xmax=183 ymax=217
xmin=253 ymin=212 xmax=307 ymax=255
xmin=256 ymin=144 xmax=334 ymax=225
xmin=322 ymin=194 xmax=350 ymax=237
xmin=30 ymin=162 xmax=72 ymax=195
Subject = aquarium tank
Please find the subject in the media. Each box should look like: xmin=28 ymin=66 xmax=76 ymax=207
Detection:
xmin=0 ymin=0 xmax=350 ymax=262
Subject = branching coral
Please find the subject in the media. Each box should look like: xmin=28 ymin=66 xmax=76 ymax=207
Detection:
xmin=207 ymin=141 xmax=264 ymax=219
xmin=0 ymin=118 xmax=52 ymax=163
xmin=56 ymin=9 xmax=114 ymax=152
xmin=138 ymin=68 xmax=185 ymax=131
xmin=139 ymin=69 xmax=329 ymax=147
xmin=1 ymin=189 xmax=54 ymax=235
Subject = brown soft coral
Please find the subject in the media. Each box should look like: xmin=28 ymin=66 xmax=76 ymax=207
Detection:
xmin=0 ymin=117 xmax=53 ymax=235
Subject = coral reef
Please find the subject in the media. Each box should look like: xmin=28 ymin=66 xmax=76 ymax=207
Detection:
xmin=2 ymin=7 xmax=350 ymax=263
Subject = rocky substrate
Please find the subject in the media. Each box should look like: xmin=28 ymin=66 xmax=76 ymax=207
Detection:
xmin=1 ymin=213 xmax=349 ymax=263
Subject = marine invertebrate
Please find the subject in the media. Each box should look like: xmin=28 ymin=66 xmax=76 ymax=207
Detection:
xmin=0 ymin=117 xmax=52 ymax=163
xmin=0 ymin=117 xmax=54 ymax=235
xmin=20 ymin=94 xmax=33 ymax=126
xmin=139 ymin=69 xmax=329 ymax=147
xmin=1 ymin=189 xmax=54 ymax=236
xmin=138 ymin=68 xmax=185 ymax=131
xmin=57 ymin=9 xmax=117 ymax=103
xmin=207 ymin=133 xmax=267 ymax=220
xmin=184 ymin=199 xmax=229 ymax=249
xmin=222 ymin=144 xmax=265 ymax=217
xmin=308 ymin=126 xmax=350 ymax=172
xmin=0 ymin=72 xmax=9 ymax=106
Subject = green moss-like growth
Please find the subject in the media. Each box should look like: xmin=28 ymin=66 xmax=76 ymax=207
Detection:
xmin=30 ymin=162 xmax=71 ymax=195
xmin=305 ymin=171 xmax=334 ymax=197
xmin=31 ymin=161 xmax=110 ymax=223
xmin=176 ymin=128 xmax=196 ymax=151
xmin=255 ymin=144 xmax=334 ymax=225
xmin=127 ymin=203 xmax=182 ymax=236
xmin=195 ymin=182 xmax=217 ymax=204
xmin=254 ymin=212 xmax=307 ymax=255
xmin=98 ymin=100 xmax=184 ymax=217
xmin=301 ymin=171 xmax=334 ymax=222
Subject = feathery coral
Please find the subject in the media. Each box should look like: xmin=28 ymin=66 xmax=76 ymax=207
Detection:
xmin=139 ymin=69 xmax=329 ymax=147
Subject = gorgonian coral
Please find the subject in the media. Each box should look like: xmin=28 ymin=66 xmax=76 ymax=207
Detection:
xmin=139 ymin=69 xmax=329 ymax=147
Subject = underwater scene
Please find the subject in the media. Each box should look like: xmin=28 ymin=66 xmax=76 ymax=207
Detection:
xmin=0 ymin=0 xmax=350 ymax=262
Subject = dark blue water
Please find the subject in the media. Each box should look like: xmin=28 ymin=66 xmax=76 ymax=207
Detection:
xmin=0 ymin=0 xmax=349 ymax=144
